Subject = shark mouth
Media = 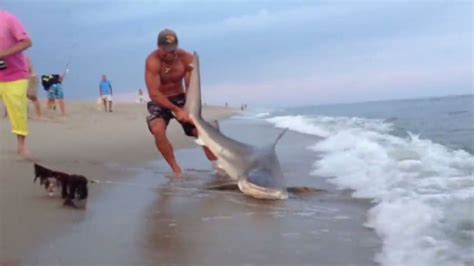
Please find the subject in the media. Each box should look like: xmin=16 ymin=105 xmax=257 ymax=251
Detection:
xmin=238 ymin=178 xmax=288 ymax=200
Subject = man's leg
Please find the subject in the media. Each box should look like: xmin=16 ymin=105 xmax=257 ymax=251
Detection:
xmin=47 ymin=88 xmax=55 ymax=111
xmin=188 ymin=127 xmax=217 ymax=161
xmin=56 ymin=86 xmax=65 ymax=115
xmin=150 ymin=118 xmax=182 ymax=177
xmin=17 ymin=134 xmax=27 ymax=157
xmin=202 ymin=146 xmax=217 ymax=161
xmin=58 ymin=99 xmax=65 ymax=116
xmin=108 ymin=100 xmax=112 ymax=112
xmin=33 ymin=99 xmax=42 ymax=119
xmin=2 ymin=80 xmax=29 ymax=157
xmin=102 ymin=98 xmax=107 ymax=112
xmin=29 ymin=97 xmax=42 ymax=120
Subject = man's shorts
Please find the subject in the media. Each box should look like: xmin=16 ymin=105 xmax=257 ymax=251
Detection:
xmin=101 ymin=94 xmax=112 ymax=102
xmin=47 ymin=83 xmax=64 ymax=100
xmin=146 ymin=93 xmax=195 ymax=137
xmin=0 ymin=79 xmax=29 ymax=136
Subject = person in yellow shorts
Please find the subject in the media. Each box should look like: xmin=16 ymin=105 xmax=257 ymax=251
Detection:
xmin=0 ymin=10 xmax=33 ymax=157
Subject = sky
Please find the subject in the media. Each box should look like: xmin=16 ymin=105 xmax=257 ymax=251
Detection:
xmin=2 ymin=0 xmax=472 ymax=107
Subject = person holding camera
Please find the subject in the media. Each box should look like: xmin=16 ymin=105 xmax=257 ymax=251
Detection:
xmin=0 ymin=10 xmax=33 ymax=158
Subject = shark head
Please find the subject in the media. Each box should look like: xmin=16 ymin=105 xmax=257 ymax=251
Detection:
xmin=185 ymin=52 xmax=289 ymax=200
xmin=237 ymin=149 xmax=289 ymax=200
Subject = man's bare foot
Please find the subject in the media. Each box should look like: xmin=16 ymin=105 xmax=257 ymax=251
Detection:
xmin=18 ymin=148 xmax=32 ymax=160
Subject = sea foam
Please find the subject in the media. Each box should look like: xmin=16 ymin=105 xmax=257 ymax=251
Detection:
xmin=267 ymin=114 xmax=474 ymax=266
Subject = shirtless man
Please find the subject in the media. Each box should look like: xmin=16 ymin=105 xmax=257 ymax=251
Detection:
xmin=145 ymin=29 xmax=215 ymax=177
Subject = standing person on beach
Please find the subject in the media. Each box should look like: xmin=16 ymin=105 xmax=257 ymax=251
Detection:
xmin=137 ymin=88 xmax=144 ymax=103
xmin=41 ymin=73 xmax=65 ymax=116
xmin=145 ymin=29 xmax=216 ymax=177
xmin=99 ymin=74 xmax=113 ymax=112
xmin=0 ymin=10 xmax=33 ymax=157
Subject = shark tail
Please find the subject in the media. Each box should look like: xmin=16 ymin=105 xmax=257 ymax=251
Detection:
xmin=185 ymin=52 xmax=202 ymax=121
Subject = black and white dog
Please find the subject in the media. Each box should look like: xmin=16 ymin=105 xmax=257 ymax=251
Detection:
xmin=34 ymin=163 xmax=89 ymax=208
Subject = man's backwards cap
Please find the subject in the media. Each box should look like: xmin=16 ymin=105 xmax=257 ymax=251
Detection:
xmin=158 ymin=29 xmax=178 ymax=51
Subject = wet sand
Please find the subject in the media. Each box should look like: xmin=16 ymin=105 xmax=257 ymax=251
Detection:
xmin=1 ymin=103 xmax=380 ymax=265
xmin=0 ymin=102 xmax=236 ymax=265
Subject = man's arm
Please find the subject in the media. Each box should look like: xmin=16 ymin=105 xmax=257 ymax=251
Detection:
xmin=26 ymin=57 xmax=33 ymax=74
xmin=0 ymin=39 xmax=31 ymax=59
xmin=109 ymin=82 xmax=113 ymax=95
xmin=145 ymin=54 xmax=180 ymax=112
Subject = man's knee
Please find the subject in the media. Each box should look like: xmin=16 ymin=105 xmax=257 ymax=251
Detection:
xmin=149 ymin=119 xmax=167 ymax=138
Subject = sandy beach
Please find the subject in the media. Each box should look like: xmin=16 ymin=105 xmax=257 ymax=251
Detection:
xmin=1 ymin=101 xmax=381 ymax=266
xmin=0 ymin=102 xmax=237 ymax=265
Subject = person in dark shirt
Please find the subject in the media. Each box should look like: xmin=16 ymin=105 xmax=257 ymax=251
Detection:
xmin=41 ymin=73 xmax=65 ymax=115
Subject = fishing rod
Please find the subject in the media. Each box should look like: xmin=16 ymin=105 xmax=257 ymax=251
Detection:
xmin=61 ymin=41 xmax=78 ymax=82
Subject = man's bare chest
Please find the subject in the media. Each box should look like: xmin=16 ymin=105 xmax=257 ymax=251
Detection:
xmin=160 ymin=59 xmax=185 ymax=83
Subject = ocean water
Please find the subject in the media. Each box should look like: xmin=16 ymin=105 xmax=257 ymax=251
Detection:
xmin=240 ymin=95 xmax=474 ymax=266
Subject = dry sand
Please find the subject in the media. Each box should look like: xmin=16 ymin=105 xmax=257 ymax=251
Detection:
xmin=0 ymin=101 xmax=236 ymax=265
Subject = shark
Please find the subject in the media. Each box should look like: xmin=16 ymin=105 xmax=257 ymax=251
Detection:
xmin=184 ymin=52 xmax=289 ymax=200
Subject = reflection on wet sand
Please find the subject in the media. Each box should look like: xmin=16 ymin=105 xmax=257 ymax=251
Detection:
xmin=22 ymin=145 xmax=380 ymax=266
xmin=143 ymin=167 xmax=379 ymax=265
